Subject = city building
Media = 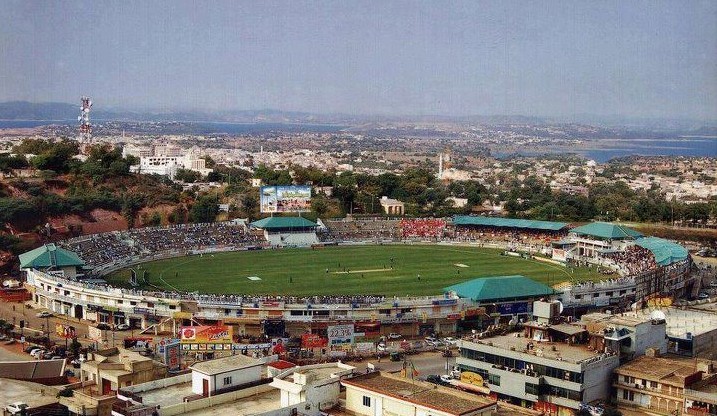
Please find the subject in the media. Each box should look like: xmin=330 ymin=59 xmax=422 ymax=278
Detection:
xmin=613 ymin=352 xmax=717 ymax=415
xmin=581 ymin=311 xmax=668 ymax=361
xmin=457 ymin=331 xmax=620 ymax=414
xmin=631 ymin=307 xmax=717 ymax=358
xmin=379 ymin=196 xmax=405 ymax=215
xmin=341 ymin=371 xmax=497 ymax=416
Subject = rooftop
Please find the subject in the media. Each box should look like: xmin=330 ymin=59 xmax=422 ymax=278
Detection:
xmin=631 ymin=307 xmax=717 ymax=338
xmin=635 ymin=236 xmax=689 ymax=266
xmin=570 ymin=222 xmax=643 ymax=240
xmin=444 ymin=275 xmax=554 ymax=302
xmin=463 ymin=334 xmax=612 ymax=364
xmin=453 ymin=215 xmax=568 ymax=231
xmin=342 ymin=372 xmax=495 ymax=416
xmin=249 ymin=216 xmax=318 ymax=230
xmin=190 ymin=354 xmax=263 ymax=376
xmin=614 ymin=355 xmax=708 ymax=387
xmin=19 ymin=243 xmax=85 ymax=269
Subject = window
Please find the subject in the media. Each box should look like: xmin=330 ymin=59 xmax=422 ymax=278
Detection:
xmin=525 ymin=383 xmax=539 ymax=395
xmin=488 ymin=374 xmax=501 ymax=386
xmin=362 ymin=396 xmax=371 ymax=407
xmin=223 ymin=376 xmax=232 ymax=385
xmin=623 ymin=375 xmax=630 ymax=383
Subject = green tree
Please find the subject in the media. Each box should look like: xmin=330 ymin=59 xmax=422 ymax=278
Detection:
xmin=190 ymin=195 xmax=219 ymax=223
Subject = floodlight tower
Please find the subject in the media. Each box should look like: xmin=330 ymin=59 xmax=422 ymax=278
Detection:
xmin=78 ymin=96 xmax=92 ymax=143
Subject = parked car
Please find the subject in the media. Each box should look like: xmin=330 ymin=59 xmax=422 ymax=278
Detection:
xmin=377 ymin=343 xmax=387 ymax=352
xmin=115 ymin=323 xmax=130 ymax=331
xmin=442 ymin=337 xmax=458 ymax=346
xmin=440 ymin=375 xmax=453 ymax=384
xmin=698 ymin=293 xmax=710 ymax=300
xmin=24 ymin=346 xmax=41 ymax=354
xmin=426 ymin=374 xmax=446 ymax=385
xmin=5 ymin=402 xmax=29 ymax=415
xmin=36 ymin=311 xmax=53 ymax=318
xmin=424 ymin=337 xmax=437 ymax=346
xmin=388 ymin=333 xmax=403 ymax=339
xmin=30 ymin=349 xmax=46 ymax=359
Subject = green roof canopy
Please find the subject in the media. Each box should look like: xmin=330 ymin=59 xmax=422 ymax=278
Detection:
xmin=443 ymin=275 xmax=554 ymax=302
xmin=570 ymin=222 xmax=643 ymax=240
xmin=19 ymin=244 xmax=85 ymax=269
xmin=453 ymin=215 xmax=568 ymax=231
xmin=250 ymin=216 xmax=318 ymax=230
xmin=636 ymin=237 xmax=689 ymax=266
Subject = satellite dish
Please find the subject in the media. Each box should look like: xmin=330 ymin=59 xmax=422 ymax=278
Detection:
xmin=557 ymin=301 xmax=564 ymax=314
xmin=650 ymin=310 xmax=666 ymax=321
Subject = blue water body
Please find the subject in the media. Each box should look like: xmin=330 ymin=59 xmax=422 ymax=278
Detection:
xmin=495 ymin=138 xmax=717 ymax=162
xmin=581 ymin=138 xmax=717 ymax=162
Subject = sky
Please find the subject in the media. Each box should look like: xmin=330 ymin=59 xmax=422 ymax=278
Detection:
xmin=1 ymin=1 xmax=715 ymax=119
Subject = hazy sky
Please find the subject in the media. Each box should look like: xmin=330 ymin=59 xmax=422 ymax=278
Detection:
xmin=1 ymin=1 xmax=715 ymax=119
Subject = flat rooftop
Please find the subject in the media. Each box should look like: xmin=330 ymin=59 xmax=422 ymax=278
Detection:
xmin=181 ymin=389 xmax=280 ymax=416
xmin=581 ymin=312 xmax=650 ymax=327
xmin=632 ymin=307 xmax=717 ymax=338
xmin=190 ymin=354 xmax=262 ymax=375
xmin=465 ymin=334 xmax=608 ymax=364
xmin=342 ymin=372 xmax=495 ymax=416
xmin=615 ymin=355 xmax=709 ymax=387
xmin=137 ymin=381 xmax=194 ymax=409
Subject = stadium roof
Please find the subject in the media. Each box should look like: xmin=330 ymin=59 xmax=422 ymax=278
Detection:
xmin=444 ymin=275 xmax=554 ymax=302
xmin=636 ymin=237 xmax=689 ymax=266
xmin=250 ymin=216 xmax=318 ymax=229
xmin=19 ymin=244 xmax=84 ymax=269
xmin=452 ymin=215 xmax=568 ymax=231
xmin=570 ymin=222 xmax=643 ymax=240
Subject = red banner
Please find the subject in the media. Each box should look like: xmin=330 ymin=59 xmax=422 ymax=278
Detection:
xmin=301 ymin=333 xmax=328 ymax=348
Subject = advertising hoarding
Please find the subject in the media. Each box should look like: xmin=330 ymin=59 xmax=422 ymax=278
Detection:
xmin=260 ymin=185 xmax=311 ymax=213
xmin=301 ymin=334 xmax=328 ymax=348
xmin=88 ymin=326 xmax=103 ymax=341
xmin=164 ymin=340 xmax=181 ymax=372
xmin=496 ymin=302 xmax=529 ymax=315
xmin=327 ymin=324 xmax=354 ymax=346
xmin=180 ymin=325 xmax=233 ymax=344
xmin=55 ymin=324 xmax=76 ymax=339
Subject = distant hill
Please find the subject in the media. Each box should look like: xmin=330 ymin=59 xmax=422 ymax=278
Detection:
xmin=0 ymin=101 xmax=78 ymax=120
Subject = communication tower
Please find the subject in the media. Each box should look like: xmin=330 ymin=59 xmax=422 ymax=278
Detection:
xmin=78 ymin=96 xmax=92 ymax=143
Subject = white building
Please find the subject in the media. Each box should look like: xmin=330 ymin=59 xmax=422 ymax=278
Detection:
xmin=190 ymin=354 xmax=268 ymax=396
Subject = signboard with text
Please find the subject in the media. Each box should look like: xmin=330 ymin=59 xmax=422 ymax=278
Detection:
xmin=164 ymin=339 xmax=181 ymax=372
xmin=180 ymin=325 xmax=233 ymax=344
xmin=327 ymin=324 xmax=354 ymax=346
xmin=55 ymin=324 xmax=76 ymax=339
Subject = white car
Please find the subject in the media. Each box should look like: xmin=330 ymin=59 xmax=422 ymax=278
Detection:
xmin=30 ymin=349 xmax=46 ymax=359
xmin=388 ymin=333 xmax=403 ymax=339
xmin=442 ymin=337 xmax=458 ymax=346
xmin=5 ymin=402 xmax=28 ymax=415
xmin=440 ymin=375 xmax=453 ymax=384
xmin=115 ymin=323 xmax=130 ymax=331
xmin=424 ymin=337 xmax=437 ymax=345
xmin=377 ymin=343 xmax=387 ymax=352
xmin=36 ymin=311 xmax=53 ymax=318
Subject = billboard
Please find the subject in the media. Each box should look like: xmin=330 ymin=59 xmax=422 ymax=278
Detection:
xmin=260 ymin=185 xmax=311 ymax=213
xmin=327 ymin=324 xmax=354 ymax=346
xmin=301 ymin=334 xmax=328 ymax=348
xmin=164 ymin=339 xmax=181 ymax=372
xmin=496 ymin=302 xmax=529 ymax=315
xmin=56 ymin=324 xmax=76 ymax=339
xmin=180 ymin=325 xmax=233 ymax=344
xmin=88 ymin=326 xmax=103 ymax=341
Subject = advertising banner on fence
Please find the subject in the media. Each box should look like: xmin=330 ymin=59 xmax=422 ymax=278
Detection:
xmin=180 ymin=325 xmax=233 ymax=344
xmin=327 ymin=324 xmax=354 ymax=346
xmin=260 ymin=185 xmax=311 ymax=213
xmin=496 ymin=302 xmax=529 ymax=315
xmin=55 ymin=324 xmax=76 ymax=339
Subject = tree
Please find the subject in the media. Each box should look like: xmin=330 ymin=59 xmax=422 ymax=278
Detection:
xmin=190 ymin=195 xmax=219 ymax=223
xmin=174 ymin=168 xmax=202 ymax=183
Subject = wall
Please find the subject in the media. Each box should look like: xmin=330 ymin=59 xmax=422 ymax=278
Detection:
xmin=160 ymin=384 xmax=273 ymax=416
xmin=582 ymin=355 xmax=620 ymax=403
xmin=121 ymin=373 xmax=191 ymax=394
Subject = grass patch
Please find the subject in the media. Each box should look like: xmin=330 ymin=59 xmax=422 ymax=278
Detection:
xmin=106 ymin=244 xmax=601 ymax=296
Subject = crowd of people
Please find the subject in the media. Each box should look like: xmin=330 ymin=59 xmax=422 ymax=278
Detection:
xmin=602 ymin=245 xmax=657 ymax=276
xmin=60 ymin=233 xmax=142 ymax=268
xmin=322 ymin=218 xmax=400 ymax=241
xmin=399 ymin=218 xmax=446 ymax=239
xmin=452 ymin=226 xmax=565 ymax=247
